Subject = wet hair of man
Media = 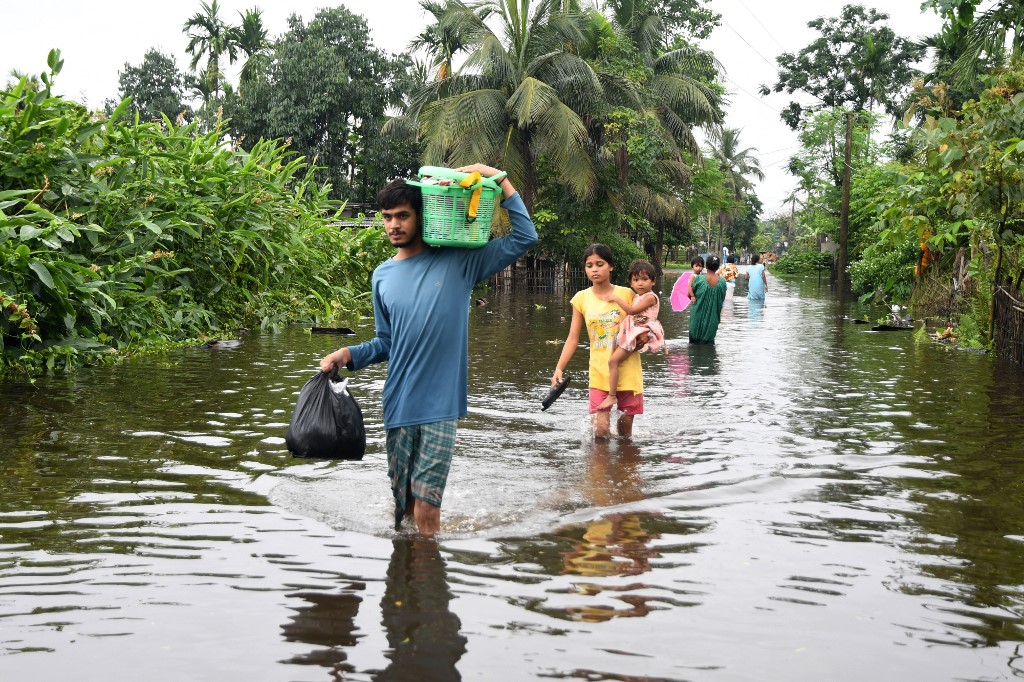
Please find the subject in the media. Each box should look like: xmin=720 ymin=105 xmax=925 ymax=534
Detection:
xmin=377 ymin=178 xmax=423 ymax=214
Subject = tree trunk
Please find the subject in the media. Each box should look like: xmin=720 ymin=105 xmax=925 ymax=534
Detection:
xmin=521 ymin=144 xmax=537 ymax=213
xmin=837 ymin=110 xmax=853 ymax=295
xmin=717 ymin=211 xmax=727 ymax=255
xmin=988 ymin=239 xmax=1003 ymax=342
xmin=653 ymin=221 xmax=665 ymax=277
xmin=788 ymin=200 xmax=795 ymax=246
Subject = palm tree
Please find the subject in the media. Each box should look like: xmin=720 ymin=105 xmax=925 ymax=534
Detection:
xmin=528 ymin=2 xmax=719 ymax=269
xmin=6 ymin=69 xmax=42 ymax=94
xmin=410 ymin=0 xmax=474 ymax=82
xmin=781 ymin=188 xmax=804 ymax=248
xmin=915 ymin=18 xmax=989 ymax=111
xmin=409 ymin=0 xmax=602 ymax=210
xmin=602 ymin=0 xmax=722 ymax=158
xmin=234 ymin=8 xmax=270 ymax=89
xmin=950 ymin=0 xmax=1024 ymax=87
xmin=183 ymin=0 xmax=238 ymax=99
xmin=709 ymin=127 xmax=764 ymax=254
xmin=608 ymin=0 xmax=665 ymax=57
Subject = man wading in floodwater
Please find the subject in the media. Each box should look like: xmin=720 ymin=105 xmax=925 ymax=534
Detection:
xmin=319 ymin=164 xmax=537 ymax=536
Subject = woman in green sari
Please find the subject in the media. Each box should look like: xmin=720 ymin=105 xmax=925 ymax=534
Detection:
xmin=688 ymin=255 xmax=728 ymax=344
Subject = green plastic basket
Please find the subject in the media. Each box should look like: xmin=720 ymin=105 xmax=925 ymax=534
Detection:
xmin=406 ymin=166 xmax=506 ymax=248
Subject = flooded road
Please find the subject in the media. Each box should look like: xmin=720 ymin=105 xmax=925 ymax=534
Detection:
xmin=3 ymin=269 xmax=1024 ymax=681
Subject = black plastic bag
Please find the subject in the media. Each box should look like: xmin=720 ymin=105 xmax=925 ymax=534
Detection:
xmin=285 ymin=372 xmax=366 ymax=460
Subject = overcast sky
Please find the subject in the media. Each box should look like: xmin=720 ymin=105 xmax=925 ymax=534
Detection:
xmin=0 ymin=0 xmax=941 ymax=215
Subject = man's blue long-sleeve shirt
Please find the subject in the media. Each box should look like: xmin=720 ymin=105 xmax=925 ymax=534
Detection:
xmin=346 ymin=192 xmax=537 ymax=429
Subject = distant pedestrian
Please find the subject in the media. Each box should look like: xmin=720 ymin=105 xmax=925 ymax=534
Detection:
xmin=746 ymin=253 xmax=767 ymax=301
xmin=719 ymin=255 xmax=738 ymax=301
xmin=689 ymin=255 xmax=727 ymax=345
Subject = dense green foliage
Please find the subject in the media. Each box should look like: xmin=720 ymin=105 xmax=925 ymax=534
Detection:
xmin=772 ymin=249 xmax=833 ymax=274
xmin=1 ymin=52 xmax=389 ymax=376
xmin=848 ymin=241 xmax=918 ymax=303
xmin=765 ymin=4 xmax=924 ymax=129
xmin=11 ymin=0 xmax=1024 ymax=374
xmin=762 ymin=1 xmax=1024 ymax=348
xmin=115 ymin=49 xmax=196 ymax=124
xmin=226 ymin=7 xmax=415 ymax=204
xmin=871 ymin=64 xmax=1024 ymax=336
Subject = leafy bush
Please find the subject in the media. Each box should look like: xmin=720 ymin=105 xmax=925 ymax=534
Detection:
xmin=773 ymin=249 xmax=833 ymax=274
xmin=1 ymin=52 xmax=387 ymax=376
xmin=849 ymin=241 xmax=918 ymax=303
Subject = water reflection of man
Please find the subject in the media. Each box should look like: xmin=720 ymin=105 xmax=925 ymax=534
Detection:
xmin=281 ymin=589 xmax=362 ymax=673
xmin=378 ymin=537 xmax=467 ymax=680
xmin=280 ymin=537 xmax=466 ymax=679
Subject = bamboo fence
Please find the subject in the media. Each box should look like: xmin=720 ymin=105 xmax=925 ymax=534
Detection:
xmin=994 ymin=285 xmax=1024 ymax=365
xmin=489 ymin=259 xmax=588 ymax=293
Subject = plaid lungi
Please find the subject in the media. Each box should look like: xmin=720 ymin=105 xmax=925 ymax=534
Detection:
xmin=385 ymin=420 xmax=457 ymax=529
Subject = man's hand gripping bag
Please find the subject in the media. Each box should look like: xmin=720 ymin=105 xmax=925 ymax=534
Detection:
xmin=285 ymin=372 xmax=366 ymax=460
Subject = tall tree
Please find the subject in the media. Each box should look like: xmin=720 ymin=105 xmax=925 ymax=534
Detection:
xmin=116 ymin=49 xmax=195 ymax=123
xmin=727 ymin=193 xmax=763 ymax=251
xmin=782 ymin=188 xmax=804 ymax=246
xmin=409 ymin=0 xmax=603 ymax=210
xmin=183 ymin=0 xmax=238 ymax=99
xmin=536 ymin=1 xmax=721 ymax=268
xmin=409 ymin=0 xmax=475 ymax=81
xmin=600 ymin=0 xmax=722 ymax=157
xmin=762 ymin=4 xmax=924 ymax=129
xmin=708 ymin=127 xmax=764 ymax=253
xmin=234 ymin=7 xmax=271 ymax=88
xmin=227 ymin=8 xmax=411 ymax=202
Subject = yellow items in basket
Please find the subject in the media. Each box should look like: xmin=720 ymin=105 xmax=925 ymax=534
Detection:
xmin=406 ymin=166 xmax=507 ymax=248
xmin=459 ymin=172 xmax=483 ymax=220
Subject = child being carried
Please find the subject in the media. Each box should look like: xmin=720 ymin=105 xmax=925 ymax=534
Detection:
xmin=598 ymin=259 xmax=664 ymax=411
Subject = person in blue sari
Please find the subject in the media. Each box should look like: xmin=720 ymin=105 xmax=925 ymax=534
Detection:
xmin=746 ymin=253 xmax=767 ymax=301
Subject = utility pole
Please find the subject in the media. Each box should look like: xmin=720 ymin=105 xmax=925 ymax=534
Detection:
xmin=837 ymin=110 xmax=853 ymax=295
xmin=788 ymin=198 xmax=795 ymax=247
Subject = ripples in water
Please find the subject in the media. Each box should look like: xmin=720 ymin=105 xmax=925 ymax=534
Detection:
xmin=3 ymin=271 xmax=1024 ymax=679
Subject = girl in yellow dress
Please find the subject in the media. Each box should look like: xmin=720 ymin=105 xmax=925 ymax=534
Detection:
xmin=551 ymin=244 xmax=644 ymax=439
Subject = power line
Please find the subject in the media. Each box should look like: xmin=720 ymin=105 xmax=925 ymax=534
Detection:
xmin=735 ymin=0 xmax=787 ymax=52
xmin=758 ymin=144 xmax=802 ymax=158
xmin=723 ymin=74 xmax=781 ymax=114
xmin=722 ymin=19 xmax=777 ymax=71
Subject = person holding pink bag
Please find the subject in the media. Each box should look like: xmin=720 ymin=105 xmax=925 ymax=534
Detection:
xmin=670 ymin=256 xmax=704 ymax=312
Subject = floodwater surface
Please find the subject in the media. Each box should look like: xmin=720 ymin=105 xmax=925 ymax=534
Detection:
xmin=2 ymin=269 xmax=1024 ymax=681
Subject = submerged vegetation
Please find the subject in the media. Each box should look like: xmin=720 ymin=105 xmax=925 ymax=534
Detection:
xmin=1 ymin=51 xmax=389 ymax=377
